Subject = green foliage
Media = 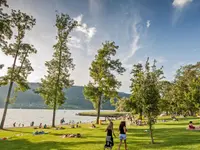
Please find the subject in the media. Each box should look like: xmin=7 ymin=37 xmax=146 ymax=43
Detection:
xmin=0 ymin=0 xmax=12 ymax=47
xmin=115 ymin=97 xmax=131 ymax=112
xmin=158 ymin=80 xmax=173 ymax=114
xmin=38 ymin=13 xmax=77 ymax=107
xmin=83 ymin=82 xmax=101 ymax=110
xmin=84 ymin=41 xmax=125 ymax=123
xmin=0 ymin=0 xmax=8 ymax=7
xmin=142 ymin=59 xmax=163 ymax=118
xmin=0 ymin=9 xmax=37 ymax=129
xmin=0 ymin=10 xmax=37 ymax=99
xmin=129 ymin=63 xmax=144 ymax=118
xmin=171 ymin=62 xmax=200 ymax=116
xmin=37 ymin=13 xmax=78 ymax=126
xmin=128 ymin=58 xmax=163 ymax=144
xmin=142 ymin=58 xmax=163 ymax=144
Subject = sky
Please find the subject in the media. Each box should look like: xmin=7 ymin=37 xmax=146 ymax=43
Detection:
xmin=0 ymin=0 xmax=200 ymax=93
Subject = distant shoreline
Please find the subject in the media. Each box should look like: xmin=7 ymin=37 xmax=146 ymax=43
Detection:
xmin=0 ymin=108 xmax=113 ymax=110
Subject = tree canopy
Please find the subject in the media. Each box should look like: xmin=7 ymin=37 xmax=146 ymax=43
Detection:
xmin=0 ymin=9 xmax=37 ymax=129
xmin=37 ymin=13 xmax=78 ymax=127
xmin=84 ymin=41 xmax=125 ymax=124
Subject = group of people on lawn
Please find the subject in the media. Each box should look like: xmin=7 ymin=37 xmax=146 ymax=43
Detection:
xmin=59 ymin=117 xmax=127 ymax=150
xmin=60 ymin=118 xmax=127 ymax=150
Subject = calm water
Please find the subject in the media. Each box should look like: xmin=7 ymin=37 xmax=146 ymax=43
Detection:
xmin=0 ymin=109 xmax=99 ymax=127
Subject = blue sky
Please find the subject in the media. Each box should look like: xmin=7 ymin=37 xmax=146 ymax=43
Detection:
xmin=0 ymin=0 xmax=200 ymax=93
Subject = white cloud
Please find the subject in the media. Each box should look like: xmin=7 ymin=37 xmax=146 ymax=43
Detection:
xmin=172 ymin=0 xmax=193 ymax=9
xmin=68 ymin=36 xmax=81 ymax=49
xmin=123 ymin=17 xmax=141 ymax=63
xmin=73 ymin=14 xmax=97 ymax=55
xmin=74 ymin=14 xmax=83 ymax=24
xmin=74 ymin=14 xmax=97 ymax=43
xmin=146 ymin=20 xmax=151 ymax=28
xmin=172 ymin=0 xmax=193 ymax=25
xmin=156 ymin=57 xmax=167 ymax=64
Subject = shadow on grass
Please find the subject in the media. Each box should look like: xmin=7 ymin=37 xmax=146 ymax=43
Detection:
xmin=127 ymin=127 xmax=200 ymax=149
xmin=2 ymin=128 xmax=33 ymax=134
xmin=0 ymin=138 xmax=105 ymax=150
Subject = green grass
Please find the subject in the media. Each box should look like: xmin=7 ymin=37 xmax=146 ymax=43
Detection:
xmin=0 ymin=117 xmax=200 ymax=150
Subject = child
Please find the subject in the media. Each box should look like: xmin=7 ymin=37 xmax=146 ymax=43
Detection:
xmin=104 ymin=121 xmax=116 ymax=150
xmin=118 ymin=121 xmax=128 ymax=150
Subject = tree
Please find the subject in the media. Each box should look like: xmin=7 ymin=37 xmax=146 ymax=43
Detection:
xmin=115 ymin=97 xmax=130 ymax=112
xmin=172 ymin=62 xmax=200 ymax=116
xmin=159 ymin=80 xmax=173 ymax=115
xmin=128 ymin=58 xmax=163 ymax=144
xmin=0 ymin=0 xmax=12 ymax=47
xmin=0 ymin=0 xmax=8 ymax=87
xmin=37 ymin=13 xmax=78 ymax=127
xmin=0 ymin=0 xmax=8 ymax=6
xmin=0 ymin=10 xmax=37 ymax=129
xmin=84 ymin=41 xmax=126 ymax=124
xmin=129 ymin=63 xmax=144 ymax=119
xmin=142 ymin=58 xmax=163 ymax=144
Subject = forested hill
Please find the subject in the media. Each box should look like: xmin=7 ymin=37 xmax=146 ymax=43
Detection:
xmin=0 ymin=83 xmax=130 ymax=110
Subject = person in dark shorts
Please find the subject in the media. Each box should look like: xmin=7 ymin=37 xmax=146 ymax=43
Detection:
xmin=104 ymin=121 xmax=116 ymax=150
xmin=118 ymin=121 xmax=128 ymax=150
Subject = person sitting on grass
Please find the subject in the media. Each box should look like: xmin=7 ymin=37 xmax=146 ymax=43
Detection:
xmin=30 ymin=121 xmax=34 ymax=127
xmin=91 ymin=123 xmax=96 ymax=128
xmin=39 ymin=123 xmax=42 ymax=128
xmin=60 ymin=118 xmax=65 ymax=125
xmin=44 ymin=124 xmax=47 ymax=129
xmin=76 ymin=123 xmax=80 ymax=128
xmin=188 ymin=121 xmax=199 ymax=129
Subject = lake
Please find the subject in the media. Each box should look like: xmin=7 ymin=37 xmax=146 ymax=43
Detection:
xmin=0 ymin=109 xmax=99 ymax=127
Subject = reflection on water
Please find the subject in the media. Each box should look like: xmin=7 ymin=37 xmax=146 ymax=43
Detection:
xmin=0 ymin=109 xmax=98 ymax=127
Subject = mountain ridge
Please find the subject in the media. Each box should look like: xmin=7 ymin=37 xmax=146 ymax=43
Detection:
xmin=0 ymin=82 xmax=130 ymax=110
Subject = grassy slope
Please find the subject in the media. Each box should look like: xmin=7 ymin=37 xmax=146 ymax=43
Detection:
xmin=0 ymin=117 xmax=200 ymax=150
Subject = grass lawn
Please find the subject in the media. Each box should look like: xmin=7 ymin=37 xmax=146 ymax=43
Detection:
xmin=0 ymin=117 xmax=200 ymax=150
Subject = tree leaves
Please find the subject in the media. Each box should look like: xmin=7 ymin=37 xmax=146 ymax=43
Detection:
xmin=83 ymin=41 xmax=125 ymax=124
xmin=171 ymin=62 xmax=200 ymax=115
xmin=37 ymin=13 xmax=78 ymax=108
xmin=0 ymin=10 xmax=37 ymax=99
xmin=84 ymin=41 xmax=126 ymax=108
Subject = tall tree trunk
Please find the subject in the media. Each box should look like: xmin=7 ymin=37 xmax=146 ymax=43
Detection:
xmin=96 ymin=95 xmax=102 ymax=124
xmin=52 ymin=40 xmax=62 ymax=127
xmin=189 ymin=109 xmax=194 ymax=116
xmin=149 ymin=119 xmax=154 ymax=144
xmin=52 ymin=98 xmax=57 ymax=127
xmin=0 ymin=44 xmax=19 ymax=129
xmin=0 ymin=81 xmax=14 ymax=129
xmin=139 ymin=109 xmax=142 ymax=120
